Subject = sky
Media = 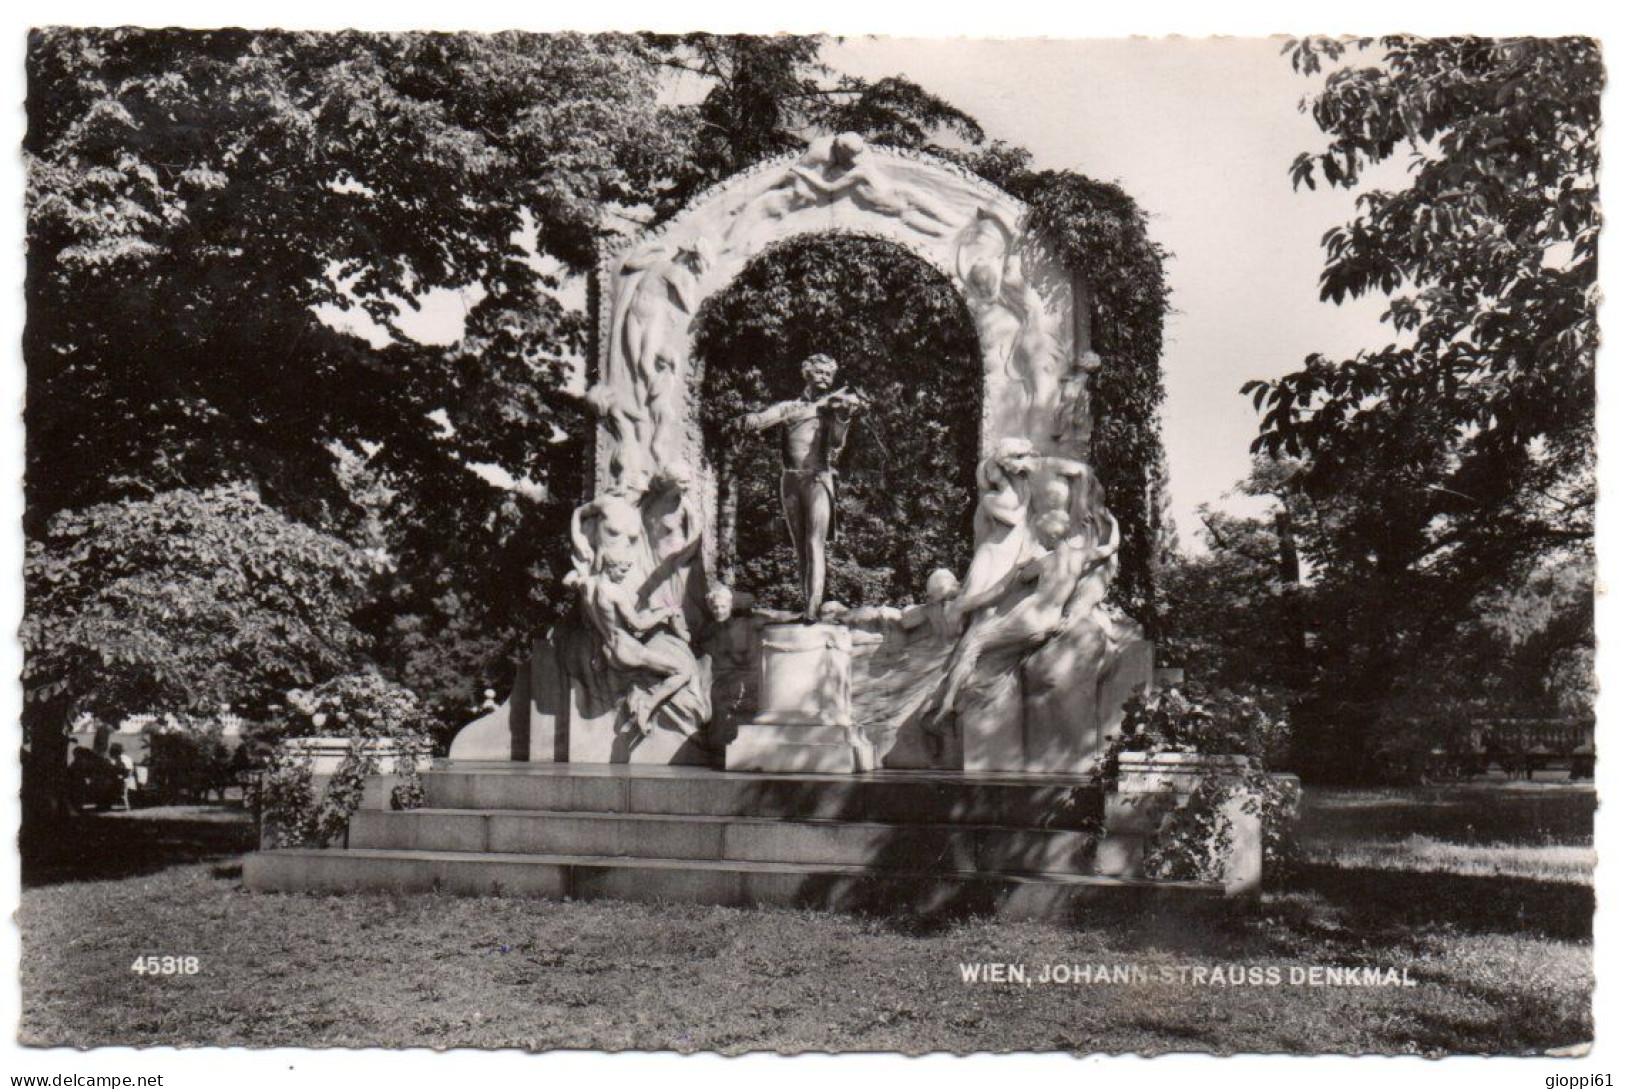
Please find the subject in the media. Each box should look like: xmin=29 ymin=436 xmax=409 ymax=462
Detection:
xmin=824 ymin=37 xmax=1406 ymax=545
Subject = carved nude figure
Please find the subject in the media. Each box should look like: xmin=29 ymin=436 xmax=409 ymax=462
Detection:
xmin=723 ymin=147 xmax=828 ymax=246
xmin=569 ymin=492 xmax=647 ymax=581
xmin=611 ymin=238 xmax=712 ymax=471
xmin=956 ymin=206 xmax=1061 ymax=435
xmin=898 ymin=568 xmax=964 ymax=644
xmin=1054 ymin=349 xmax=1103 ymax=449
xmin=957 ymin=438 xmax=1040 ymax=612
xmin=579 ymin=552 xmax=704 ymax=738
xmin=637 ymin=464 xmax=705 ymax=617
xmin=790 ymin=133 xmax=960 ymax=237
xmin=1032 ymin=453 xmax=1106 ymax=536
xmin=930 ymin=507 xmax=1121 ymax=724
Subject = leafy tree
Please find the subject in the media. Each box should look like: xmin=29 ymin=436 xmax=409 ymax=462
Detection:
xmin=1246 ymin=37 xmax=1597 ymax=630
xmin=21 ymin=486 xmax=376 ymax=826
xmin=1175 ymin=455 xmax=1592 ymax=782
xmin=1234 ymin=37 xmax=1598 ymax=774
xmin=692 ymin=233 xmax=982 ymax=608
xmin=1160 ymin=506 xmax=1307 ymax=693
xmin=24 ymin=485 xmax=375 ymax=721
xmin=646 ymin=34 xmax=983 ymax=214
xmin=22 ymin=29 xmax=684 ymax=833
xmin=25 ymin=27 xmax=678 ymax=645
xmin=950 ymin=146 xmax=1174 ymax=628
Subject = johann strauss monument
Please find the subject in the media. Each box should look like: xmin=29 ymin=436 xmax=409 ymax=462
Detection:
xmin=246 ymin=136 xmax=1254 ymax=916
xmin=452 ymin=133 xmax=1151 ymax=775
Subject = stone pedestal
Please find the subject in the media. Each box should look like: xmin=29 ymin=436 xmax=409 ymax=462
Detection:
xmin=726 ymin=623 xmax=875 ymax=774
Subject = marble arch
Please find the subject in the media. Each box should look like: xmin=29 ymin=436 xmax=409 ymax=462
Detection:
xmin=588 ymin=133 xmax=1098 ymax=530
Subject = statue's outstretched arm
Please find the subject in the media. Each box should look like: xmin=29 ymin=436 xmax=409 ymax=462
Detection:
xmin=742 ymin=400 xmax=798 ymax=432
xmin=789 ymin=164 xmax=838 ymax=194
xmin=1040 ymin=455 xmax=1090 ymax=479
xmin=897 ymin=602 xmax=932 ymax=631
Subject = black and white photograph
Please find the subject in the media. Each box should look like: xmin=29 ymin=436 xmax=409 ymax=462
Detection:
xmin=4 ymin=4 xmax=1610 ymax=1076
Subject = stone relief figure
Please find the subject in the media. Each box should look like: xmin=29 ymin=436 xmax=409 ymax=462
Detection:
xmin=1031 ymin=453 xmax=1107 ymax=542
xmin=723 ymin=147 xmax=828 ymax=247
xmin=577 ymin=549 xmax=709 ymax=739
xmin=566 ymin=486 xmax=712 ymax=741
xmin=930 ymin=507 xmax=1121 ymax=724
xmin=607 ymin=237 xmax=714 ymax=476
xmin=897 ymin=568 xmax=963 ymax=644
xmin=1054 ymin=349 xmax=1103 ymax=451
xmin=956 ymin=438 xmax=1040 ymax=614
xmin=636 ymin=464 xmax=707 ymax=625
xmin=569 ymin=491 xmax=647 ymax=580
xmin=789 ymin=133 xmax=961 ymax=238
xmin=740 ymin=353 xmax=868 ymax=622
xmin=955 ymin=206 xmax=1063 ymax=438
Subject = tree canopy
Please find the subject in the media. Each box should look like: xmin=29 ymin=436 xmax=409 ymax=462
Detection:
xmin=1247 ymin=36 xmax=1597 ymax=615
xmin=25 ymin=29 xmax=682 ymax=732
xmin=23 ymin=485 xmax=377 ymax=725
xmin=1212 ymin=37 xmax=1600 ymax=774
xmin=646 ymin=34 xmax=983 ymax=215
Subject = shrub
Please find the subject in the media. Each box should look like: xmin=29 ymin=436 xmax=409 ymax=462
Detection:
xmin=285 ymin=671 xmax=437 ymax=741
xmin=256 ymin=672 xmax=432 ymax=847
xmin=144 ymin=716 xmax=234 ymax=804
xmin=1114 ymin=679 xmax=1292 ymax=767
xmin=1107 ymin=680 xmax=1301 ymax=883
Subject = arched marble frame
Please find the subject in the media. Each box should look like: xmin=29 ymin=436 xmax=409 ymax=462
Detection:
xmin=590 ymin=134 xmax=1093 ymax=549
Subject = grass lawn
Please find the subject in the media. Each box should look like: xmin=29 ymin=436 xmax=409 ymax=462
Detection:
xmin=18 ymin=782 xmax=1594 ymax=1055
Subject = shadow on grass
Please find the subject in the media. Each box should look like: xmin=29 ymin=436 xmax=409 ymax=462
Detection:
xmin=1299 ymin=784 xmax=1596 ymax=847
xmin=22 ymin=809 xmax=257 ymax=888
xmin=1287 ymin=862 xmax=1593 ymax=942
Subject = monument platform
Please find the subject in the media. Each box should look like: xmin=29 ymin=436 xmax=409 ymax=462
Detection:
xmin=244 ymin=762 xmax=1227 ymax=919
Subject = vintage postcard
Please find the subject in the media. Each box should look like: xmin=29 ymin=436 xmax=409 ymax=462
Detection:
xmin=6 ymin=9 xmax=1606 ymax=1080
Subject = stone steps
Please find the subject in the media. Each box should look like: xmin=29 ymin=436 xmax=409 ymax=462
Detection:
xmin=421 ymin=765 xmax=1104 ymax=828
xmin=243 ymin=764 xmax=1228 ymax=919
xmin=242 ymin=846 xmax=1225 ymax=920
xmin=347 ymin=807 xmax=1098 ymax=875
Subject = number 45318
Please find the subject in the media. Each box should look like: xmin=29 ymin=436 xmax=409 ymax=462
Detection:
xmin=130 ymin=956 xmax=200 ymax=976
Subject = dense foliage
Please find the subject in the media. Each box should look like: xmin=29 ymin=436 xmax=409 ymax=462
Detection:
xmin=1115 ymin=678 xmax=1294 ymax=770
xmin=1227 ymin=38 xmax=1598 ymax=778
xmin=285 ymin=670 xmax=440 ymax=742
xmin=24 ymin=28 xmax=678 ymax=729
xmin=257 ymin=671 xmax=433 ymax=846
xmin=1108 ymin=679 xmax=1301 ymax=882
xmin=1161 ymin=456 xmax=1593 ymax=781
xmin=647 ymin=35 xmax=983 ymax=215
xmin=143 ymin=719 xmax=237 ymax=804
xmin=23 ymin=485 xmax=376 ymax=726
xmin=692 ymin=234 xmax=982 ymax=608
